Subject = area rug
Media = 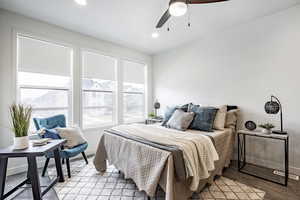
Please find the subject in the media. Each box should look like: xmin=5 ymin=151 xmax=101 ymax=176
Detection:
xmin=49 ymin=158 xmax=266 ymax=200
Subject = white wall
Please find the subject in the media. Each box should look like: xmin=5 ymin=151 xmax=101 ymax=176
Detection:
xmin=0 ymin=9 xmax=152 ymax=175
xmin=153 ymin=5 xmax=300 ymax=175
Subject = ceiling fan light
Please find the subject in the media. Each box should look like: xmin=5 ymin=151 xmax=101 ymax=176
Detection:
xmin=169 ymin=2 xmax=187 ymax=17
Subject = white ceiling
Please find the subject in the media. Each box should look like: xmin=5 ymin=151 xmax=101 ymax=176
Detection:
xmin=0 ymin=0 xmax=299 ymax=54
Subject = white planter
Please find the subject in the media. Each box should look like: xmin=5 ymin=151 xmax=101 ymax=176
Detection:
xmin=261 ymin=129 xmax=271 ymax=134
xmin=14 ymin=136 xmax=29 ymax=150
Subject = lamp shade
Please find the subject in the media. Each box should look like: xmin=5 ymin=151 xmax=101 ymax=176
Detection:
xmin=264 ymin=101 xmax=280 ymax=114
xmin=154 ymin=101 xmax=160 ymax=109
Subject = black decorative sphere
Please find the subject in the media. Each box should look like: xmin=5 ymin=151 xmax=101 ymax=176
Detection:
xmin=245 ymin=121 xmax=257 ymax=131
xmin=264 ymin=101 xmax=280 ymax=114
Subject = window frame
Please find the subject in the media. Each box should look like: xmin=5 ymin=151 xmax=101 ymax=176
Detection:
xmin=15 ymin=33 xmax=74 ymax=131
xmin=80 ymin=49 xmax=118 ymax=130
xmin=121 ymin=59 xmax=147 ymax=124
xmin=13 ymin=30 xmax=150 ymax=133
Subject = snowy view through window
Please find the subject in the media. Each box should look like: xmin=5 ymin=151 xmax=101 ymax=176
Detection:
xmin=18 ymin=72 xmax=145 ymax=131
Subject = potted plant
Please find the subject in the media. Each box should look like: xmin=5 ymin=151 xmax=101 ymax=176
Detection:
xmin=9 ymin=103 xmax=32 ymax=149
xmin=259 ymin=123 xmax=275 ymax=134
xmin=148 ymin=112 xmax=156 ymax=119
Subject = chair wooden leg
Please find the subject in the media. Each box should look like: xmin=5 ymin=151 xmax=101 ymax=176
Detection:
xmin=42 ymin=158 xmax=50 ymax=177
xmin=82 ymin=152 xmax=88 ymax=164
xmin=66 ymin=158 xmax=71 ymax=178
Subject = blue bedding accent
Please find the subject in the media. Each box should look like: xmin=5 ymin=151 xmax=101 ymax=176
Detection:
xmin=189 ymin=105 xmax=218 ymax=132
xmin=161 ymin=103 xmax=192 ymax=126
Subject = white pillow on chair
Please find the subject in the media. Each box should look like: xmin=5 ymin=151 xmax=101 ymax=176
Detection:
xmin=55 ymin=126 xmax=87 ymax=148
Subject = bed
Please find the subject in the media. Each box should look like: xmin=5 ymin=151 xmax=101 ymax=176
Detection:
xmin=93 ymin=121 xmax=237 ymax=200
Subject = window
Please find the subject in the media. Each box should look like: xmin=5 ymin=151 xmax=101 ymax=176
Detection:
xmin=82 ymin=51 xmax=117 ymax=129
xmin=122 ymin=60 xmax=146 ymax=123
xmin=17 ymin=35 xmax=73 ymax=132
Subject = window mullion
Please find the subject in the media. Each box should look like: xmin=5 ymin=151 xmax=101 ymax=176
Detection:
xmin=116 ymin=59 xmax=123 ymax=125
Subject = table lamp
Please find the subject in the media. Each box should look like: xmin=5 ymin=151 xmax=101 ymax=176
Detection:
xmin=154 ymin=100 xmax=160 ymax=118
xmin=264 ymin=95 xmax=287 ymax=135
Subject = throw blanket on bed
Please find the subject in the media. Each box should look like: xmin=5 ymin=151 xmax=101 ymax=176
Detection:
xmin=104 ymin=128 xmax=187 ymax=181
xmin=94 ymin=131 xmax=170 ymax=196
xmin=94 ymin=124 xmax=219 ymax=194
xmin=111 ymin=124 xmax=219 ymax=190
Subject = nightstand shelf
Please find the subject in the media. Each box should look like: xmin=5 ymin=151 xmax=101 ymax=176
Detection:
xmin=145 ymin=118 xmax=163 ymax=125
xmin=237 ymin=130 xmax=289 ymax=186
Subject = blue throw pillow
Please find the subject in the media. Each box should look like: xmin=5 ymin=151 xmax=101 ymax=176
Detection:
xmin=189 ymin=105 xmax=218 ymax=132
xmin=162 ymin=106 xmax=177 ymax=126
xmin=42 ymin=129 xmax=61 ymax=139
xmin=161 ymin=103 xmax=193 ymax=126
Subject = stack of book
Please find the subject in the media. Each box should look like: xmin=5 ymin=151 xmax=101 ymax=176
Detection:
xmin=31 ymin=138 xmax=51 ymax=146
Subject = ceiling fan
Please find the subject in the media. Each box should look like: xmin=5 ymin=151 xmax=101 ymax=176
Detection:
xmin=156 ymin=0 xmax=229 ymax=28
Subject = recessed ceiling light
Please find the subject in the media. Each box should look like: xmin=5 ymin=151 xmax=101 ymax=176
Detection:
xmin=74 ymin=0 xmax=87 ymax=6
xmin=152 ymin=32 xmax=159 ymax=38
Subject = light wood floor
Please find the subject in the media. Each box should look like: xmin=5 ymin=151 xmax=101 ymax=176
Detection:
xmin=224 ymin=161 xmax=300 ymax=200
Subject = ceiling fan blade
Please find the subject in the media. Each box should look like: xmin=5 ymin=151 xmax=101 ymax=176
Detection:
xmin=156 ymin=9 xmax=171 ymax=28
xmin=188 ymin=0 xmax=229 ymax=4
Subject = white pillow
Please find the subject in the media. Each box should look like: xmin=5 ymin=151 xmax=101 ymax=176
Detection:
xmin=55 ymin=127 xmax=87 ymax=148
xmin=166 ymin=109 xmax=195 ymax=131
xmin=213 ymin=105 xmax=227 ymax=130
xmin=225 ymin=109 xmax=240 ymax=129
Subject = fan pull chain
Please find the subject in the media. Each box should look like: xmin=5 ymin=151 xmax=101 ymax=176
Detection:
xmin=188 ymin=4 xmax=191 ymax=27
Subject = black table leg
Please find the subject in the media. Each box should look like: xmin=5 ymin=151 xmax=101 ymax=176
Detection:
xmin=285 ymin=137 xmax=289 ymax=186
xmin=26 ymin=163 xmax=31 ymax=184
xmin=27 ymin=156 xmax=41 ymax=200
xmin=53 ymin=148 xmax=64 ymax=182
xmin=0 ymin=157 xmax=8 ymax=200
xmin=237 ymin=134 xmax=240 ymax=170
xmin=243 ymin=134 xmax=246 ymax=166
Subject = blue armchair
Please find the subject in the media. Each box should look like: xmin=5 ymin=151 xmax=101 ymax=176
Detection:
xmin=33 ymin=115 xmax=88 ymax=178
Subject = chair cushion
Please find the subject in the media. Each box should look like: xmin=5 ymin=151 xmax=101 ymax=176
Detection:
xmin=45 ymin=142 xmax=88 ymax=159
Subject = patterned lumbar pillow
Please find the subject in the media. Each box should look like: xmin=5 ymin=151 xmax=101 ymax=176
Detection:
xmin=166 ymin=109 xmax=195 ymax=131
xmin=55 ymin=126 xmax=87 ymax=148
xmin=189 ymin=105 xmax=218 ymax=132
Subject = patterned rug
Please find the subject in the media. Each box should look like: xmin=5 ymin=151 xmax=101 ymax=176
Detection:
xmin=49 ymin=158 xmax=266 ymax=200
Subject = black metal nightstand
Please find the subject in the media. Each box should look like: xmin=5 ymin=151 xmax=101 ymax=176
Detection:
xmin=237 ymin=130 xmax=289 ymax=186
